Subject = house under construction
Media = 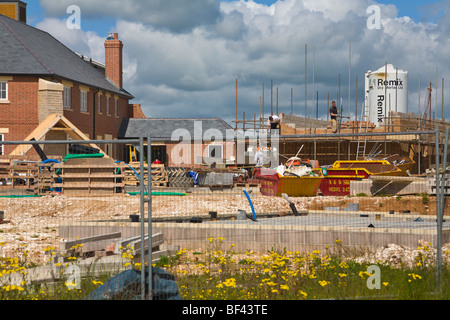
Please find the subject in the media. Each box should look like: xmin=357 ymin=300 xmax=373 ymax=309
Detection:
xmin=235 ymin=110 xmax=450 ymax=175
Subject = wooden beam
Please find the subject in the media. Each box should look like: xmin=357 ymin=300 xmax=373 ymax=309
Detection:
xmin=10 ymin=114 xmax=109 ymax=158
xmin=49 ymin=127 xmax=75 ymax=131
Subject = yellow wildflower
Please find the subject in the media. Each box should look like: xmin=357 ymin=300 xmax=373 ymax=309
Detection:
xmin=318 ymin=280 xmax=330 ymax=287
xmin=298 ymin=290 xmax=308 ymax=299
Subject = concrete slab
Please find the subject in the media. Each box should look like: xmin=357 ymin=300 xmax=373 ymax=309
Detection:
xmin=59 ymin=211 xmax=450 ymax=255
xmin=350 ymin=180 xmax=427 ymax=196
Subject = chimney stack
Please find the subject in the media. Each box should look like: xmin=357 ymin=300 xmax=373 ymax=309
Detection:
xmin=0 ymin=1 xmax=27 ymax=23
xmin=104 ymin=33 xmax=123 ymax=89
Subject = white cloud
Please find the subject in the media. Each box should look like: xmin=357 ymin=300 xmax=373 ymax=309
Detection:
xmin=36 ymin=0 xmax=450 ymax=121
xmin=35 ymin=18 xmax=105 ymax=61
xmin=39 ymin=0 xmax=221 ymax=32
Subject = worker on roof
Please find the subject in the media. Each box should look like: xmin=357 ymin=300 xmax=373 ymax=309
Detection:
xmin=267 ymin=115 xmax=280 ymax=134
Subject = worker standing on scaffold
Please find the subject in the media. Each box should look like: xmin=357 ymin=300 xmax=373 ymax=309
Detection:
xmin=267 ymin=115 xmax=281 ymax=134
xmin=330 ymin=101 xmax=339 ymax=133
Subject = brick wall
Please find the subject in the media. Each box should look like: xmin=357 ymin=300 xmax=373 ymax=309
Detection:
xmin=0 ymin=76 xmax=39 ymax=155
xmin=104 ymin=33 xmax=123 ymax=89
xmin=59 ymin=83 xmax=127 ymax=138
xmin=63 ymin=84 xmax=129 ymax=160
xmin=128 ymin=104 xmax=146 ymax=119
xmin=164 ymin=141 xmax=235 ymax=168
xmin=0 ymin=75 xmax=131 ymax=160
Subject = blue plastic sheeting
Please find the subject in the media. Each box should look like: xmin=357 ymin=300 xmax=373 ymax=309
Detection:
xmin=84 ymin=267 xmax=182 ymax=300
xmin=190 ymin=171 xmax=199 ymax=186
xmin=42 ymin=159 xmax=60 ymax=164
xmin=243 ymin=190 xmax=258 ymax=221
xmin=41 ymin=159 xmax=62 ymax=192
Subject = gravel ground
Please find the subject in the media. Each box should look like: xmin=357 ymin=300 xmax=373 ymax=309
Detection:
xmin=0 ymin=192 xmax=447 ymax=266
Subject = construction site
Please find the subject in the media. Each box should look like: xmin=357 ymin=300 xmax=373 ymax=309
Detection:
xmin=1 ymin=0 xmax=450 ymax=302
xmin=1 ymin=61 xmax=450 ymax=298
xmin=0 ymin=90 xmax=449 ymax=264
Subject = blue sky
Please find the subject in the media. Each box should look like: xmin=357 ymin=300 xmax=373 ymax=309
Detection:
xmin=21 ymin=0 xmax=450 ymax=121
xmin=26 ymin=1 xmax=444 ymax=31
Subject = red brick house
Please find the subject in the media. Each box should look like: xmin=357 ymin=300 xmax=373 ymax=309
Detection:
xmin=118 ymin=118 xmax=236 ymax=168
xmin=0 ymin=3 xmax=145 ymax=160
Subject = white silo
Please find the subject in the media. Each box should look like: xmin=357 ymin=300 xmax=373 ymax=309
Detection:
xmin=365 ymin=64 xmax=408 ymax=126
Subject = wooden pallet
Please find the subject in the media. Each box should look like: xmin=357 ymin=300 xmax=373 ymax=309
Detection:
xmin=234 ymin=183 xmax=261 ymax=188
xmin=166 ymin=167 xmax=192 ymax=188
xmin=426 ymin=174 xmax=450 ymax=195
xmin=34 ymin=163 xmax=57 ymax=195
xmin=123 ymin=163 xmax=169 ymax=187
xmin=152 ymin=182 xmax=169 ymax=187
xmin=0 ymin=161 xmax=37 ymax=190
xmin=51 ymin=158 xmax=125 ymax=197
xmin=234 ymin=179 xmax=261 ymax=188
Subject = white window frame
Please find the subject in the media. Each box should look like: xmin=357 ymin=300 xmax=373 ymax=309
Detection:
xmin=63 ymin=86 xmax=72 ymax=109
xmin=0 ymin=81 xmax=8 ymax=102
xmin=0 ymin=134 xmax=4 ymax=156
xmin=80 ymin=90 xmax=88 ymax=113
xmin=114 ymin=98 xmax=118 ymax=117
xmin=106 ymin=97 xmax=110 ymax=115
xmin=208 ymin=144 xmax=223 ymax=160
xmin=97 ymin=94 xmax=101 ymax=113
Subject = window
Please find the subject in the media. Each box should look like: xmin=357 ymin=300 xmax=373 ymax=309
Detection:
xmin=114 ymin=99 xmax=118 ymax=117
xmin=97 ymin=94 xmax=101 ymax=113
xmin=63 ymin=87 xmax=71 ymax=109
xmin=0 ymin=82 xmax=8 ymax=101
xmin=80 ymin=91 xmax=88 ymax=112
xmin=0 ymin=134 xmax=3 ymax=156
xmin=208 ymin=145 xmax=223 ymax=159
xmin=106 ymin=97 xmax=110 ymax=115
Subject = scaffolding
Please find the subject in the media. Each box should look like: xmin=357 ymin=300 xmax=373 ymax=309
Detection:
xmin=233 ymin=111 xmax=450 ymax=175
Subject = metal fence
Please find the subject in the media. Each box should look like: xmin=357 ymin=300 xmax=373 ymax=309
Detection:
xmin=0 ymin=129 xmax=448 ymax=301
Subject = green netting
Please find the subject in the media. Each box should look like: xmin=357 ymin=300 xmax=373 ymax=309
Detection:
xmin=63 ymin=153 xmax=105 ymax=162
xmin=0 ymin=195 xmax=42 ymax=198
xmin=127 ymin=192 xmax=186 ymax=196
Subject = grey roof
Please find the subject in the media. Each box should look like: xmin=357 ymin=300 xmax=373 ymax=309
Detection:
xmin=118 ymin=118 xmax=235 ymax=141
xmin=0 ymin=13 xmax=133 ymax=98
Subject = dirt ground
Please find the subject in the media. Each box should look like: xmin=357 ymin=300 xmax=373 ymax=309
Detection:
xmin=0 ymin=191 xmax=448 ymax=266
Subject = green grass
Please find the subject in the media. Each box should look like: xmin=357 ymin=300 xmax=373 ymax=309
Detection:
xmin=0 ymin=238 xmax=449 ymax=300
xmin=166 ymin=238 xmax=450 ymax=300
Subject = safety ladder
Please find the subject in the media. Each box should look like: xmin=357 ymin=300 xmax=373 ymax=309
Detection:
xmin=356 ymin=103 xmax=369 ymax=160
xmin=129 ymin=146 xmax=138 ymax=163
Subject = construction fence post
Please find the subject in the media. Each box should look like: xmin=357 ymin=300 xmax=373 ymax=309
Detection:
xmin=437 ymin=127 xmax=448 ymax=293
xmin=139 ymin=136 xmax=146 ymax=300
xmin=147 ymin=134 xmax=153 ymax=300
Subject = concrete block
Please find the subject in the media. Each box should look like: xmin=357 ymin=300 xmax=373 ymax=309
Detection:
xmin=342 ymin=203 xmax=359 ymax=211
xmin=350 ymin=180 xmax=373 ymax=196
xmin=237 ymin=210 xmax=247 ymax=220
xmin=350 ymin=180 xmax=427 ymax=196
